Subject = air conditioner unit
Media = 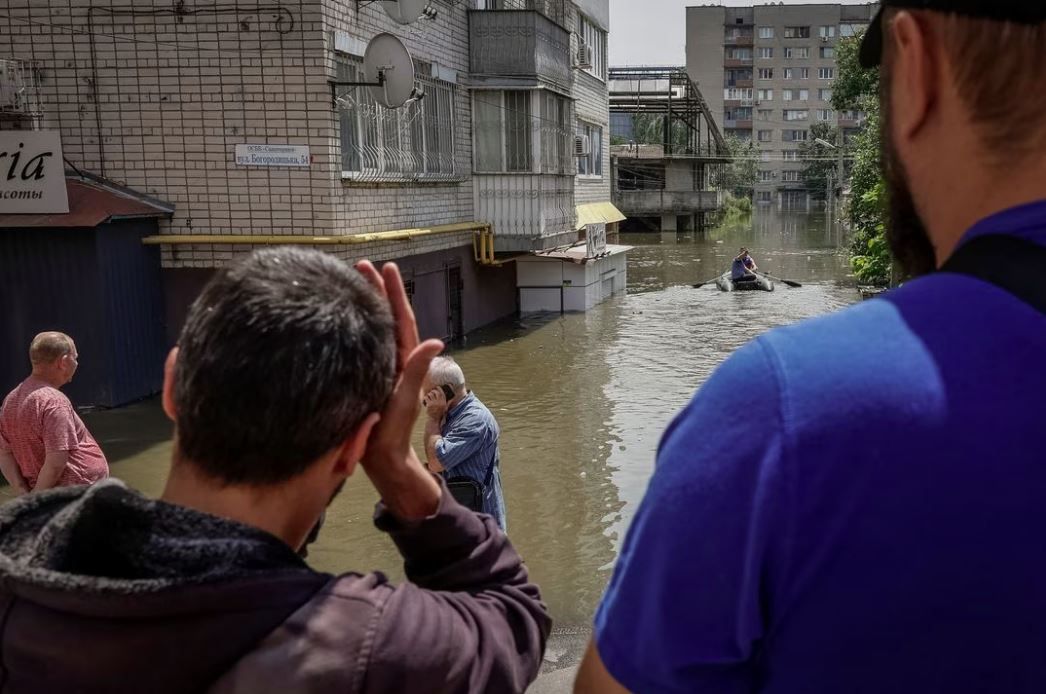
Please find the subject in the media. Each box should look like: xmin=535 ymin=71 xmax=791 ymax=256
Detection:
xmin=575 ymin=134 xmax=591 ymax=157
xmin=576 ymin=41 xmax=594 ymax=70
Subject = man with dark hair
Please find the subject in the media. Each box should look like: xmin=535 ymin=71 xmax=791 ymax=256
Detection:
xmin=0 ymin=332 xmax=108 ymax=494
xmin=0 ymin=248 xmax=550 ymax=693
xmin=578 ymin=2 xmax=1046 ymax=692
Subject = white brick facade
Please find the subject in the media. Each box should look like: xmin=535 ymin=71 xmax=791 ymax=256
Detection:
xmin=1 ymin=1 xmax=474 ymax=268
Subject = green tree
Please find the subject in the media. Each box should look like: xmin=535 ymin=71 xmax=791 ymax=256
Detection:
xmin=832 ymin=34 xmax=891 ymax=286
xmin=715 ymin=134 xmax=758 ymax=198
xmin=799 ymin=122 xmax=841 ymax=201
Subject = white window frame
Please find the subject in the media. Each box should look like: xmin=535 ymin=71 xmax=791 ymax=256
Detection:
xmin=473 ymin=89 xmax=536 ymax=174
xmin=819 ymin=88 xmax=833 ymax=101
xmin=820 ymin=46 xmax=835 ymax=59
xmin=757 ymin=68 xmax=774 ymax=80
xmin=758 ymin=169 xmax=774 ymax=182
xmin=757 ymin=190 xmax=773 ymax=202
xmin=757 ymin=129 xmax=773 ymax=142
xmin=798 ymin=88 xmax=809 ymax=101
xmin=819 ymin=25 xmax=836 ymax=38
xmin=783 ymin=109 xmax=809 ymax=122
xmin=819 ymin=67 xmax=835 ymax=80
xmin=798 ymin=68 xmax=810 ymax=79
xmin=782 ymin=170 xmax=801 ymax=182
xmin=782 ymin=150 xmax=799 ymax=161
xmin=784 ymin=26 xmax=810 ymax=39
xmin=783 ymin=129 xmax=808 ymax=142
xmin=579 ymin=15 xmax=607 ymax=81
xmin=758 ymin=47 xmax=773 ymax=59
xmin=782 ymin=89 xmax=793 ymax=101
xmin=758 ymin=26 xmax=774 ymax=39
xmin=757 ymin=88 xmax=773 ymax=102
xmin=577 ymin=120 xmax=603 ymax=178
xmin=817 ymin=108 xmax=835 ymax=122
xmin=336 ymin=54 xmax=458 ymax=181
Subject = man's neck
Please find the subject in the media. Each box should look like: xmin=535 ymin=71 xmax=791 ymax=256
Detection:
xmin=161 ymin=460 xmax=320 ymax=551
xmin=29 ymin=368 xmax=64 ymax=389
xmin=923 ymin=156 xmax=1046 ymax=266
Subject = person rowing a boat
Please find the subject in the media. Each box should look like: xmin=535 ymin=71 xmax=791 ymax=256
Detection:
xmin=731 ymin=248 xmax=759 ymax=281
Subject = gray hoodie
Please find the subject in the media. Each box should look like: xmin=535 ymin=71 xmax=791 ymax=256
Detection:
xmin=0 ymin=479 xmax=550 ymax=693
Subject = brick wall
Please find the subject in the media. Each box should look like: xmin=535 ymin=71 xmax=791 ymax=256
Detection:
xmin=1 ymin=1 xmax=474 ymax=268
xmin=566 ymin=3 xmax=611 ymax=208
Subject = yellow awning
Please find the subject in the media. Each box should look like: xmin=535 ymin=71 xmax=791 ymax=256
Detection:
xmin=576 ymin=202 xmax=627 ymax=230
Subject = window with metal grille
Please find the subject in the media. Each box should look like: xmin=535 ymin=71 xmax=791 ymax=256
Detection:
xmin=336 ymin=55 xmax=456 ymax=181
xmin=474 ymin=90 xmax=534 ymax=173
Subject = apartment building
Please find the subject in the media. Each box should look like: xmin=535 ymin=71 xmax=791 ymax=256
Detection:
xmin=686 ymin=2 xmax=877 ymax=209
xmin=0 ymin=0 xmax=621 ymax=404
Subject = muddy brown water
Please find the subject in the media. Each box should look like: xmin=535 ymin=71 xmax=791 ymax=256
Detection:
xmin=1 ymin=211 xmax=859 ymax=642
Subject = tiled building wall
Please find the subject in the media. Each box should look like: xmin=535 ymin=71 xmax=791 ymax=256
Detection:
xmin=1 ymin=1 xmax=475 ymax=268
xmin=566 ymin=3 xmax=611 ymax=207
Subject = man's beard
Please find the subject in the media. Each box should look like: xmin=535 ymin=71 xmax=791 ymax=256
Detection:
xmin=880 ymin=66 xmax=938 ymax=278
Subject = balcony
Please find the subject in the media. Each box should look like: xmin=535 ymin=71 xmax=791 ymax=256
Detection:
xmin=474 ymin=174 xmax=577 ymax=252
xmin=470 ymin=10 xmax=572 ymax=92
xmin=724 ymin=58 xmax=753 ymax=68
xmin=724 ymin=35 xmax=754 ymax=47
xmin=615 ymin=190 xmax=720 ymax=215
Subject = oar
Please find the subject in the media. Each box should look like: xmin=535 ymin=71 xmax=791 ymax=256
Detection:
xmin=692 ymin=275 xmax=722 ymax=289
xmin=756 ymin=271 xmax=802 ymax=288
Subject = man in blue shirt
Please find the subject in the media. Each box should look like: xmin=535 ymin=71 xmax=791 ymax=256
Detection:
xmin=730 ymin=248 xmax=758 ymax=281
xmin=577 ymin=1 xmax=1046 ymax=692
xmin=424 ymin=357 xmax=506 ymax=530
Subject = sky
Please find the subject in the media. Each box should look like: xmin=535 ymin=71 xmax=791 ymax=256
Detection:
xmin=609 ymin=0 xmax=873 ymax=67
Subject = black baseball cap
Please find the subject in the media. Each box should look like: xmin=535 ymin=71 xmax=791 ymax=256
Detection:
xmin=860 ymin=0 xmax=1046 ymax=67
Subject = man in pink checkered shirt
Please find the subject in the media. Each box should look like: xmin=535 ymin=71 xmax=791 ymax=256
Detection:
xmin=0 ymin=332 xmax=108 ymax=494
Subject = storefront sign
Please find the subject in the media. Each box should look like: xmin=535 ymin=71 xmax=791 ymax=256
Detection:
xmin=586 ymin=222 xmax=607 ymax=257
xmin=0 ymin=131 xmax=69 ymax=214
xmin=235 ymin=144 xmax=311 ymax=168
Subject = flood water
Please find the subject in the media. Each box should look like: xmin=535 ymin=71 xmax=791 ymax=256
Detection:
xmin=1 ymin=210 xmax=859 ymax=659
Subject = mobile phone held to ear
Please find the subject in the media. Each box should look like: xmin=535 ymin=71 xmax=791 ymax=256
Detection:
xmin=441 ymin=385 xmax=455 ymax=401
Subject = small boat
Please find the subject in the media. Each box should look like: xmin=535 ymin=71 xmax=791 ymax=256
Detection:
xmin=715 ymin=272 xmax=775 ymax=292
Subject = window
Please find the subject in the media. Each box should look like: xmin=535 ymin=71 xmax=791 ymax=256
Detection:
xmin=798 ymin=89 xmax=809 ymax=101
xmin=757 ymin=190 xmax=773 ymax=203
xmin=783 ymin=129 xmax=808 ymax=142
xmin=759 ymin=170 xmax=774 ymax=182
xmin=541 ymin=91 xmax=573 ymax=174
xmin=337 ymin=55 xmax=456 ymax=180
xmin=817 ymin=108 xmax=834 ymax=121
xmin=783 ymin=68 xmax=794 ymax=80
xmin=475 ymin=90 xmax=532 ymax=172
xmin=819 ymin=25 xmax=836 ymax=39
xmin=724 ymin=87 xmax=753 ymax=101
xmin=757 ymin=88 xmax=773 ymax=101
xmin=758 ymin=129 xmax=773 ymax=142
xmin=798 ymin=68 xmax=810 ymax=79
xmin=782 ymin=150 xmax=799 ymax=161
xmin=820 ymin=46 xmax=835 ymax=59
xmin=784 ymin=26 xmax=810 ymax=39
xmin=784 ymin=47 xmax=809 ymax=59
xmin=758 ymin=26 xmax=774 ymax=39
xmin=759 ymin=150 xmax=771 ymax=161
xmin=577 ymin=121 xmax=603 ymax=177
xmin=840 ymin=23 xmax=867 ymax=38
xmin=782 ymin=89 xmax=794 ymax=101
xmin=727 ymin=47 xmax=752 ymax=60
xmin=819 ymin=67 xmax=835 ymax=79
xmin=819 ymin=88 xmax=833 ymax=101
xmin=580 ymin=15 xmax=608 ymax=80
xmin=758 ymin=47 xmax=773 ymax=59
xmin=784 ymin=109 xmax=809 ymax=121
xmin=758 ymin=68 xmax=773 ymax=80
xmin=782 ymin=170 xmax=801 ymax=182
xmin=757 ymin=109 xmax=772 ymax=121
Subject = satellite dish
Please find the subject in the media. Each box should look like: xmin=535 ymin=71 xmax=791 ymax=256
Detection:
xmin=363 ymin=33 xmax=417 ymax=109
xmin=381 ymin=0 xmax=428 ymax=24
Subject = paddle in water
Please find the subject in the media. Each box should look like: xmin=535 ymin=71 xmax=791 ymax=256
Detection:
xmin=756 ymin=271 xmax=802 ymax=288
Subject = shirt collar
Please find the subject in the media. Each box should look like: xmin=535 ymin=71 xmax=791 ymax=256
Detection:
xmin=446 ymin=391 xmax=474 ymax=419
xmin=959 ymin=199 xmax=1046 ymax=249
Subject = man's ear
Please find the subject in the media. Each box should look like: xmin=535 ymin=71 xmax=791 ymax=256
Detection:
xmin=889 ymin=10 xmax=938 ymax=143
xmin=332 ymin=412 xmax=381 ymax=477
xmin=162 ymin=348 xmax=179 ymax=421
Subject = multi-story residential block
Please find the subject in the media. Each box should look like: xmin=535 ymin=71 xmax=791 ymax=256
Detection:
xmin=0 ymin=0 xmax=622 ymax=404
xmin=686 ymin=2 xmax=877 ymax=209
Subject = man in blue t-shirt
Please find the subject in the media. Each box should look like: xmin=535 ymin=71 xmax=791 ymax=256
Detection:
xmin=730 ymin=248 xmax=758 ymax=281
xmin=577 ymin=2 xmax=1046 ymax=693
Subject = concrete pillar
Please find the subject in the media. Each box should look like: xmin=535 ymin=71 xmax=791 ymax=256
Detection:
xmin=661 ymin=214 xmax=677 ymax=232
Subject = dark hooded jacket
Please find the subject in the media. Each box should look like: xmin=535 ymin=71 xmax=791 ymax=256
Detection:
xmin=0 ymin=479 xmax=550 ymax=693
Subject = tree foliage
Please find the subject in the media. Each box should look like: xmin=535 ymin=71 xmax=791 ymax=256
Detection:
xmin=832 ymin=34 xmax=891 ymax=286
xmin=715 ymin=134 xmax=758 ymax=198
xmin=799 ymin=122 xmax=841 ymax=201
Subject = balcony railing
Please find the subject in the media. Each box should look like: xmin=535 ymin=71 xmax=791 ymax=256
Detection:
xmin=724 ymin=58 xmax=753 ymax=68
xmin=470 ymin=10 xmax=572 ymax=91
xmin=724 ymin=35 xmax=754 ymax=46
xmin=475 ymin=173 xmax=577 ymax=252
